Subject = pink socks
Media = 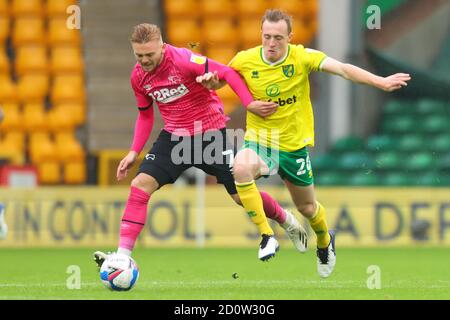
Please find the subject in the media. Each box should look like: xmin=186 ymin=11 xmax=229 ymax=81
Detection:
xmin=118 ymin=186 xmax=150 ymax=252
xmin=260 ymin=191 xmax=286 ymax=224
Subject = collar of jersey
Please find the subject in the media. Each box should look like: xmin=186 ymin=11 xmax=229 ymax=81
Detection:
xmin=260 ymin=45 xmax=291 ymax=66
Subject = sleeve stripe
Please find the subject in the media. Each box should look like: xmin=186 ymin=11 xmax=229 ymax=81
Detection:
xmin=205 ymin=58 xmax=209 ymax=74
xmin=318 ymin=56 xmax=329 ymax=71
xmin=138 ymin=105 xmax=151 ymax=111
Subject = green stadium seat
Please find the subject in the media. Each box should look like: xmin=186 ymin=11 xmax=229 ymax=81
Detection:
xmin=314 ymin=172 xmax=348 ymax=186
xmin=419 ymin=115 xmax=448 ymax=134
xmin=437 ymin=153 xmax=450 ymax=173
xmin=382 ymin=172 xmax=414 ymax=186
xmin=429 ymin=134 xmax=450 ymax=154
xmin=397 ymin=134 xmax=425 ymax=152
xmin=382 ymin=115 xmax=415 ymax=134
xmin=311 ymin=153 xmax=336 ymax=171
xmin=415 ymin=99 xmax=448 ymax=115
xmin=331 ymin=136 xmax=365 ymax=153
xmin=404 ymin=152 xmax=435 ymax=171
xmin=383 ymin=99 xmax=415 ymax=115
xmin=414 ymin=172 xmax=443 ymax=186
xmin=367 ymin=135 xmax=398 ymax=152
xmin=348 ymin=172 xmax=379 ymax=186
xmin=374 ymin=151 xmax=402 ymax=170
xmin=339 ymin=152 xmax=375 ymax=171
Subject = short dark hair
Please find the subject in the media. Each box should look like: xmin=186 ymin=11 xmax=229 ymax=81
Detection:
xmin=261 ymin=9 xmax=293 ymax=34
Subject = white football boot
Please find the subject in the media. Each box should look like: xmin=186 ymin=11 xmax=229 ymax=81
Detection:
xmin=316 ymin=230 xmax=336 ymax=278
xmin=258 ymin=234 xmax=280 ymax=261
xmin=0 ymin=204 xmax=8 ymax=240
xmin=281 ymin=209 xmax=308 ymax=253
xmin=93 ymin=251 xmax=111 ymax=270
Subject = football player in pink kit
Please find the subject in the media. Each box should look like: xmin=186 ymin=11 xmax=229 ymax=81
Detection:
xmin=93 ymin=23 xmax=307 ymax=267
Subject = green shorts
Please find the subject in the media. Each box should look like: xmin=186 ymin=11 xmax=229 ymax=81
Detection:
xmin=242 ymin=141 xmax=314 ymax=186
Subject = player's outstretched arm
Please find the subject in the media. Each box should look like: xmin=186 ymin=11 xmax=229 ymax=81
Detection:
xmin=321 ymin=57 xmax=411 ymax=92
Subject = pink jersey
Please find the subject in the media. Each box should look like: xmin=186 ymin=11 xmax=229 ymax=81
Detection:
xmin=131 ymin=44 xmax=230 ymax=136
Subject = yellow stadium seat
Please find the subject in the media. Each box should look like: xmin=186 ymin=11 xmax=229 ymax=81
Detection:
xmin=48 ymin=18 xmax=81 ymax=46
xmin=29 ymin=132 xmax=58 ymax=163
xmin=54 ymin=133 xmax=84 ymax=162
xmin=222 ymin=100 xmax=239 ymax=115
xmin=23 ymin=102 xmax=48 ymax=132
xmin=63 ymin=160 xmax=86 ymax=184
xmin=15 ymin=45 xmax=48 ymax=75
xmin=0 ymin=16 xmax=10 ymax=43
xmin=51 ymin=74 xmax=85 ymax=104
xmin=202 ymin=18 xmax=237 ymax=46
xmin=17 ymin=73 xmax=49 ymax=103
xmin=50 ymin=46 xmax=84 ymax=74
xmin=216 ymin=84 xmax=240 ymax=105
xmin=46 ymin=0 xmax=78 ymax=17
xmin=0 ymin=140 xmax=25 ymax=165
xmin=48 ymin=106 xmax=77 ymax=132
xmin=201 ymin=0 xmax=234 ymax=17
xmin=271 ymin=0 xmax=310 ymax=19
xmin=236 ymin=0 xmax=269 ymax=17
xmin=305 ymin=0 xmax=318 ymax=18
xmin=291 ymin=20 xmax=314 ymax=45
xmin=12 ymin=17 xmax=46 ymax=46
xmin=166 ymin=19 xmax=202 ymax=48
xmin=2 ymin=131 xmax=26 ymax=152
xmin=0 ymin=47 xmax=10 ymax=74
xmin=164 ymin=0 xmax=199 ymax=18
xmin=10 ymin=0 xmax=44 ymax=17
xmin=0 ymin=0 xmax=9 ymax=15
xmin=53 ymin=102 xmax=85 ymax=125
xmin=237 ymin=19 xmax=263 ymax=48
xmin=0 ymin=75 xmax=18 ymax=103
xmin=0 ymin=103 xmax=21 ymax=132
xmin=37 ymin=161 xmax=60 ymax=184
xmin=206 ymin=46 xmax=237 ymax=64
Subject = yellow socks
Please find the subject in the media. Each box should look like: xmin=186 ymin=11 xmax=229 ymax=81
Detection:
xmin=235 ymin=181 xmax=274 ymax=236
xmin=308 ymin=201 xmax=331 ymax=248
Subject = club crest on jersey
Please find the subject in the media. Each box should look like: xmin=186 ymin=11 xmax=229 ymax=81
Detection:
xmin=148 ymin=83 xmax=189 ymax=103
xmin=282 ymin=64 xmax=294 ymax=78
xmin=190 ymin=54 xmax=206 ymax=65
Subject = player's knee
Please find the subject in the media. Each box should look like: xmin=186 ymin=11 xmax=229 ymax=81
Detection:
xmin=232 ymin=163 xmax=254 ymax=182
xmin=131 ymin=174 xmax=158 ymax=195
xmin=296 ymin=202 xmax=316 ymax=218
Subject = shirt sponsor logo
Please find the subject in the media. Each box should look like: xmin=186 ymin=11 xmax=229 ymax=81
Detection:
xmin=190 ymin=54 xmax=206 ymax=65
xmin=148 ymin=84 xmax=190 ymax=103
xmin=266 ymin=84 xmax=280 ymax=97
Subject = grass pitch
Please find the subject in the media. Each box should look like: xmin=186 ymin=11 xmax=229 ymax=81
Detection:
xmin=0 ymin=247 xmax=449 ymax=300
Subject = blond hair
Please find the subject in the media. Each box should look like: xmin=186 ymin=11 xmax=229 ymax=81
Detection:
xmin=130 ymin=23 xmax=162 ymax=43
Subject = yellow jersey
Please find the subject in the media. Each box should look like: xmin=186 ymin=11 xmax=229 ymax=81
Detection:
xmin=229 ymin=44 xmax=327 ymax=152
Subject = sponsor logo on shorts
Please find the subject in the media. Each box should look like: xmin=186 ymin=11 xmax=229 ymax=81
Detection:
xmin=145 ymin=153 xmax=155 ymax=160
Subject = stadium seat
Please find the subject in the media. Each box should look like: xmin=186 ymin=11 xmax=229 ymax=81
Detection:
xmin=374 ymin=151 xmax=401 ymax=171
xmin=2 ymin=131 xmax=26 ymax=152
xmin=46 ymin=0 xmax=78 ymax=18
xmin=206 ymin=46 xmax=238 ymax=64
xmin=0 ymin=0 xmax=8 ymax=15
xmin=54 ymin=132 xmax=85 ymax=162
xmin=348 ymin=172 xmax=379 ymax=186
xmin=0 ymin=47 xmax=10 ymax=74
xmin=50 ymin=46 xmax=84 ymax=74
xmin=29 ymin=132 xmax=58 ymax=163
xmin=23 ymin=102 xmax=48 ymax=132
xmin=15 ymin=45 xmax=48 ymax=76
xmin=414 ymin=172 xmax=443 ymax=186
xmin=202 ymin=18 xmax=237 ymax=45
xmin=404 ymin=152 xmax=435 ymax=171
xmin=236 ymin=0 xmax=269 ymax=17
xmin=17 ymin=73 xmax=49 ymax=103
xmin=63 ymin=161 xmax=86 ymax=184
xmin=419 ymin=115 xmax=448 ymax=134
xmin=383 ymin=99 xmax=415 ymax=115
xmin=0 ymin=75 xmax=18 ymax=103
xmin=305 ymin=0 xmax=319 ymax=18
xmin=0 ymin=16 xmax=10 ymax=43
xmin=48 ymin=18 xmax=81 ymax=46
xmin=201 ymin=0 xmax=234 ymax=17
xmin=10 ymin=0 xmax=44 ymax=17
xmin=237 ymin=18 xmax=263 ymax=48
xmin=314 ymin=171 xmax=348 ymax=186
xmin=310 ymin=153 xmax=336 ymax=171
xmin=166 ymin=19 xmax=202 ymax=49
xmin=271 ymin=0 xmax=310 ymax=19
xmin=216 ymin=84 xmax=240 ymax=106
xmin=338 ymin=151 xmax=375 ymax=171
xmin=382 ymin=115 xmax=415 ymax=134
xmin=164 ymin=0 xmax=199 ymax=18
xmin=53 ymin=102 xmax=85 ymax=126
xmin=397 ymin=134 xmax=425 ymax=152
xmin=48 ymin=107 xmax=77 ymax=132
xmin=12 ymin=17 xmax=46 ymax=46
xmin=367 ymin=135 xmax=397 ymax=152
xmin=0 ymin=103 xmax=21 ymax=132
xmin=291 ymin=19 xmax=315 ymax=45
xmin=438 ymin=152 xmax=450 ymax=173
xmin=331 ymin=136 xmax=365 ymax=153
xmin=0 ymin=137 xmax=25 ymax=165
xmin=382 ymin=172 xmax=414 ymax=186
xmin=429 ymin=134 xmax=450 ymax=154
xmin=415 ymin=99 xmax=447 ymax=115
xmin=51 ymin=74 xmax=85 ymax=104
xmin=36 ymin=161 xmax=60 ymax=184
